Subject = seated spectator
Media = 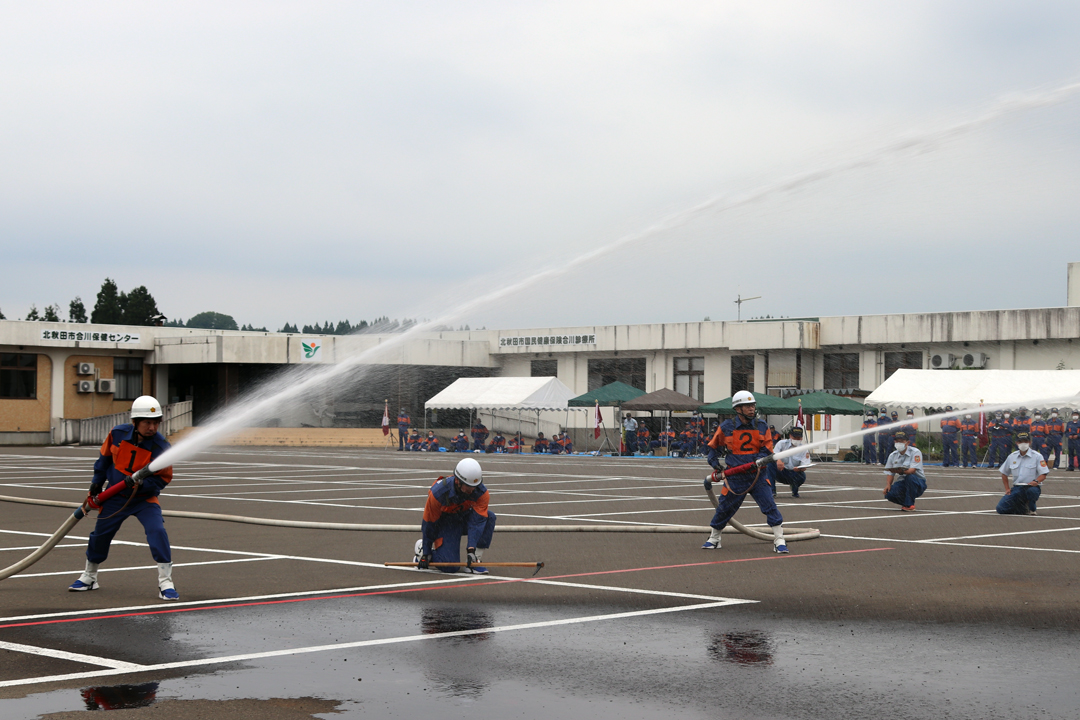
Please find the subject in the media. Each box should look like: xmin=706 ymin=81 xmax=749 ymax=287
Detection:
xmin=421 ymin=431 xmax=440 ymax=452
xmin=451 ymin=430 xmax=470 ymax=453
xmin=487 ymin=432 xmax=506 ymax=453
xmin=558 ymin=432 xmax=573 ymax=454
xmin=532 ymin=432 xmax=550 ymax=454
xmin=507 ymin=433 xmax=522 ymax=454
xmin=636 ymin=425 xmax=651 ymax=454
xmin=406 ymin=429 xmax=422 ymax=451
xmin=654 ymin=424 xmax=676 ymax=452
xmin=549 ymin=432 xmax=563 ymax=454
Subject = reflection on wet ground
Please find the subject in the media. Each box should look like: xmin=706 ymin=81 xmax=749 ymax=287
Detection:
xmin=80 ymin=682 xmax=158 ymax=710
xmin=708 ymin=631 xmax=774 ymax=666
xmin=6 ymin=602 xmax=1080 ymax=719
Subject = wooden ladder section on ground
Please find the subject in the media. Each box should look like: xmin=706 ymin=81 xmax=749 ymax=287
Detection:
xmin=166 ymin=427 xmax=399 ymax=448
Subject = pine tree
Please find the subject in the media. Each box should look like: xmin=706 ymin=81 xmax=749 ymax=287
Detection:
xmin=25 ymin=305 xmax=40 ymax=321
xmin=279 ymin=322 xmax=298 ymax=333
xmin=68 ymin=297 xmax=88 ymax=323
xmin=43 ymin=304 xmax=61 ymax=322
xmin=0 ymin=308 xmax=5 ymax=320
xmin=91 ymin=278 xmax=124 ymax=324
xmin=122 ymin=286 xmax=160 ymax=326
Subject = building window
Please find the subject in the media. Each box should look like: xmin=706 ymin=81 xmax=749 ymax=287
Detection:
xmin=731 ymin=355 xmax=754 ymax=394
xmin=114 ymin=357 xmax=144 ymax=401
xmin=588 ymin=358 xmax=646 ymax=391
xmin=531 ymin=359 xmax=558 ymax=377
xmin=824 ymin=353 xmax=860 ymax=389
xmin=0 ymin=354 xmax=37 ymax=399
xmin=674 ymin=357 xmax=704 ymax=401
xmin=884 ymin=351 xmax=922 ymax=379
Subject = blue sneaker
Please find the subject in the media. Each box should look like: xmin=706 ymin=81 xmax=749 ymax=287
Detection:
xmin=68 ymin=579 xmax=98 ymax=592
xmin=773 ymin=543 xmax=789 ymax=554
xmin=701 ymin=541 xmax=720 ymax=549
xmin=159 ymin=587 xmax=180 ymax=601
xmin=468 ymin=566 xmax=488 ymax=574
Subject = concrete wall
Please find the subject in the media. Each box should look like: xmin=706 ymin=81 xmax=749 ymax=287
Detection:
xmin=1069 ymin=262 xmax=1080 ymax=307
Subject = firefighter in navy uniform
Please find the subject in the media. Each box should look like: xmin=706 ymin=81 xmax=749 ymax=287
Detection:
xmin=471 ymin=420 xmax=489 ymax=452
xmin=959 ymin=412 xmax=979 ymax=468
xmin=861 ymin=411 xmax=878 ymax=465
xmin=876 ymin=408 xmax=893 ymax=466
xmin=940 ymin=407 xmax=960 ymax=467
xmin=1030 ymin=411 xmax=1049 ymax=460
xmin=68 ymin=396 xmax=178 ymax=601
xmin=901 ymin=409 xmax=919 ymax=450
xmin=397 ymin=409 xmax=411 ymax=451
xmin=415 ymin=458 xmax=496 ymax=574
xmin=1046 ymin=409 xmax=1065 ymax=469
xmin=700 ymin=391 xmax=788 ymax=554
xmin=1066 ymin=411 xmax=1080 ymax=471
xmin=988 ymin=412 xmax=1013 ymax=468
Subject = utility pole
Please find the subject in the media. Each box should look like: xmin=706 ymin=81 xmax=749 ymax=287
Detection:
xmin=734 ymin=294 xmax=761 ymax=321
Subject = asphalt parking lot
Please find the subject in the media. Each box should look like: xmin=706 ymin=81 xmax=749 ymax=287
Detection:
xmin=0 ymin=446 xmax=1077 ymax=719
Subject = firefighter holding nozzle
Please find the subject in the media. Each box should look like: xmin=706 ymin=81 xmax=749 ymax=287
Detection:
xmin=701 ymin=392 xmax=788 ymax=554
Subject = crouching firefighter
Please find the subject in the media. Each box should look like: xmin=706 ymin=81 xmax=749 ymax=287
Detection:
xmin=701 ymin=391 xmax=788 ymax=554
xmin=414 ymin=458 xmax=496 ymax=573
xmin=68 ymin=396 xmax=178 ymax=601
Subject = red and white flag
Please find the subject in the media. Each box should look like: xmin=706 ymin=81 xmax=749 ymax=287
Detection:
xmin=594 ymin=401 xmax=602 ymax=440
xmin=382 ymin=401 xmax=390 ymax=436
xmin=978 ymin=400 xmax=985 ymax=436
xmin=795 ymin=400 xmax=805 ymax=430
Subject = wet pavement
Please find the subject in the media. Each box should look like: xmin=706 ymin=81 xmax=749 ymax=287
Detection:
xmin=0 ymin=446 xmax=1077 ymax=717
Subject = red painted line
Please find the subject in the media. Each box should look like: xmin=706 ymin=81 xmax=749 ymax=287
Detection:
xmin=0 ymin=547 xmax=891 ymax=630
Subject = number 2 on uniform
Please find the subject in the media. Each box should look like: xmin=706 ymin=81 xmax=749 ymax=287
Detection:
xmin=738 ymin=431 xmax=755 ymax=452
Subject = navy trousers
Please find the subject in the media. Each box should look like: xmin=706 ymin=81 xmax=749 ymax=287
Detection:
xmin=86 ymin=493 xmax=171 ymax=565
xmin=941 ymin=435 xmax=959 ymax=466
xmin=885 ymin=475 xmax=927 ymax=508
xmin=431 ymin=511 xmax=497 ymax=573
xmin=961 ymin=436 xmax=978 ymax=466
xmin=996 ymin=485 xmax=1040 ymax=515
xmin=710 ymin=470 xmax=783 ymax=530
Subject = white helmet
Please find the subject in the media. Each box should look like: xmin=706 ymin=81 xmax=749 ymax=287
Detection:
xmin=130 ymin=395 xmax=163 ymax=420
xmin=454 ymin=458 xmax=483 ymax=487
xmin=732 ymin=391 xmax=756 ymax=408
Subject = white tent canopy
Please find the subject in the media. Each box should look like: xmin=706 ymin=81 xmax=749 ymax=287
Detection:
xmin=425 ymin=377 xmax=577 ymax=411
xmin=866 ymin=369 xmax=1080 ymax=409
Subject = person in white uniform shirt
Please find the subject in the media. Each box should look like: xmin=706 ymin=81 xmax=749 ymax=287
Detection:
xmin=996 ymin=431 xmax=1049 ymax=516
xmin=883 ymin=430 xmax=926 ymax=512
xmin=772 ymin=426 xmax=810 ymax=498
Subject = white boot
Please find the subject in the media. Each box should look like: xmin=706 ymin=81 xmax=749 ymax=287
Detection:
xmin=702 ymin=527 xmax=722 ymax=549
xmin=158 ymin=563 xmax=179 ymax=601
xmin=68 ymin=561 xmax=99 ymax=591
xmin=772 ymin=525 xmax=789 ymax=554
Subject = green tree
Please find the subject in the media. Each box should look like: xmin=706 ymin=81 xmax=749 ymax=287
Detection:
xmin=25 ymin=305 xmax=40 ymax=321
xmin=91 ymin=278 xmax=124 ymax=324
xmin=68 ymin=297 xmax=88 ymax=323
xmin=187 ymin=311 xmax=239 ymax=330
xmin=0 ymin=308 xmax=5 ymax=319
xmin=121 ymin=286 xmax=160 ymax=326
xmin=43 ymin=304 xmax=61 ymax=322
xmin=279 ymin=322 xmax=298 ymax=333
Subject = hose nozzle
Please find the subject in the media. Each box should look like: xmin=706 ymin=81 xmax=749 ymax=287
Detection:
xmin=755 ymin=454 xmax=774 ymax=468
xmin=130 ymin=466 xmax=152 ymax=484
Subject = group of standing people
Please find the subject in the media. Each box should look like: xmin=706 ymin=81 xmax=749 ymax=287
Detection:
xmin=621 ymin=412 xmax=717 ymax=457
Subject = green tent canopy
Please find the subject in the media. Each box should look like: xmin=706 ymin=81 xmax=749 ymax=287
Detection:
xmin=786 ymin=391 xmax=868 ymax=415
xmin=568 ymin=381 xmax=646 ymax=407
xmin=699 ymin=393 xmax=802 ymax=415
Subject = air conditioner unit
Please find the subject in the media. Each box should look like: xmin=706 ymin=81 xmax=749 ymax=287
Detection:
xmin=963 ymin=351 xmax=989 ymax=369
xmin=76 ymin=380 xmax=94 ymax=393
xmin=929 ymin=353 xmax=957 ymax=369
xmin=76 ymin=362 xmax=95 ymax=376
xmin=96 ymin=378 xmax=116 ymax=394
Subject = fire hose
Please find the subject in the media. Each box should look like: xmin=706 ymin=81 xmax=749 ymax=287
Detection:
xmin=0 ymin=460 xmax=818 ymax=582
xmin=702 ymin=457 xmax=820 ymax=542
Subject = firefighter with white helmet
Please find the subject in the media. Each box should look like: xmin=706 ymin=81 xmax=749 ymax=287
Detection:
xmin=68 ymin=396 xmax=179 ymax=600
xmin=414 ymin=458 xmax=496 ymax=573
xmin=701 ymin=391 xmax=788 ymax=554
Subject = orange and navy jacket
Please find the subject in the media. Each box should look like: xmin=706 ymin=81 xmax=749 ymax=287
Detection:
xmin=1066 ymin=420 xmax=1080 ymax=440
xmin=636 ymin=427 xmax=650 ymax=442
xmin=93 ymin=424 xmax=172 ymax=502
xmin=420 ymin=476 xmax=490 ymax=554
xmin=397 ymin=413 xmax=410 ymax=431
xmin=659 ymin=429 xmax=676 ymax=445
xmin=861 ymin=419 xmax=878 ymax=439
xmin=706 ymin=416 xmax=773 ymax=472
xmin=533 ymin=437 xmax=549 ymax=452
xmin=1030 ymin=420 xmax=1048 ymax=439
xmin=558 ymin=435 xmax=572 ymax=451
xmin=940 ymin=417 xmax=961 ymax=436
xmin=489 ymin=434 xmax=506 ymax=449
xmin=1012 ymin=416 xmax=1032 ymax=434
xmin=471 ymin=423 xmax=489 ymax=444
xmin=959 ymin=419 xmax=979 ymax=437
xmin=1047 ymin=418 xmax=1065 ymax=440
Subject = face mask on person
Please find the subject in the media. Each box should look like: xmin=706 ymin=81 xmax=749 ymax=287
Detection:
xmin=965 ymin=415 xmax=972 ymax=420
xmin=1073 ymin=415 xmax=1079 ymax=422
xmin=1034 ymin=415 xmax=1042 ymax=421
xmin=1004 ymin=413 xmax=1011 ymax=419
xmin=894 ymin=442 xmax=907 ymax=452
xmin=1051 ymin=412 xmax=1058 ymax=418
xmin=790 ymin=439 xmax=802 ymax=446
xmin=1017 ymin=443 xmax=1030 ymax=453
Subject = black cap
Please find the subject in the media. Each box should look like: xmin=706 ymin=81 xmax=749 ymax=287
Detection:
xmin=790 ymin=427 xmax=804 ymax=437
xmin=894 ymin=431 xmax=908 ymax=440
xmin=1015 ymin=431 xmax=1031 ymax=442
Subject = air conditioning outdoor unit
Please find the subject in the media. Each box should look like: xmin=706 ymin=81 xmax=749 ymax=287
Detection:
xmin=76 ymin=362 xmax=95 ymax=376
xmin=96 ymin=378 xmax=116 ymax=394
xmin=929 ymin=353 xmax=957 ymax=369
xmin=76 ymin=380 xmax=94 ymax=393
xmin=961 ymin=352 xmax=987 ymax=369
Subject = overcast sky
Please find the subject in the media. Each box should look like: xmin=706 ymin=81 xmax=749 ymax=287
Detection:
xmin=2 ymin=2 xmax=1079 ymax=331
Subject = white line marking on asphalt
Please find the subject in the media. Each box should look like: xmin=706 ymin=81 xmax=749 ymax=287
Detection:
xmin=0 ymin=640 xmax=144 ymax=671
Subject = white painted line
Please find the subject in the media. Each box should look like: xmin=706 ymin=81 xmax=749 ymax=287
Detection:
xmin=918 ymin=526 xmax=1080 ymax=543
xmin=527 ymin=578 xmax=750 ymax=604
xmin=822 ymin=533 xmax=1080 ymax=554
xmin=11 ymin=556 xmax=277 ymax=579
xmin=0 ymin=600 xmax=742 ymax=689
xmin=0 ymin=640 xmax=144 ymax=671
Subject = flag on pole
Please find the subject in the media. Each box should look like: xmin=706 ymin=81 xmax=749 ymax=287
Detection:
xmin=795 ymin=399 xmax=805 ymax=430
xmin=594 ymin=401 xmax=602 ymax=440
xmin=978 ymin=399 xmax=985 ymax=436
xmin=382 ymin=401 xmax=390 ymax=436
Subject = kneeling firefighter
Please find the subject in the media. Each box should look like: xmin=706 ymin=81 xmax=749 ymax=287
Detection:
xmin=414 ymin=458 xmax=496 ymax=573
xmin=68 ymin=396 xmax=179 ymax=600
xmin=701 ymin=391 xmax=788 ymax=554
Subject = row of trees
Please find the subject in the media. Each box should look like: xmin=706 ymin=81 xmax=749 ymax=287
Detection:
xmin=278 ymin=317 xmax=420 ymax=335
